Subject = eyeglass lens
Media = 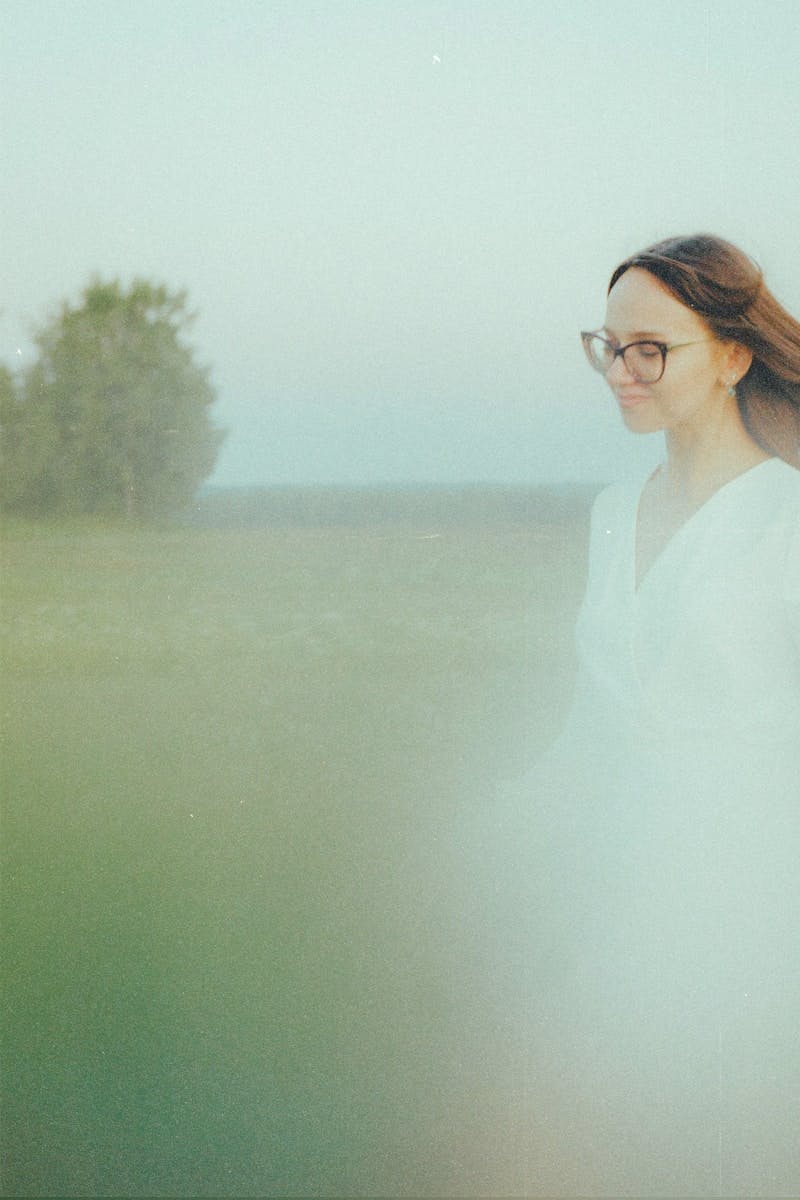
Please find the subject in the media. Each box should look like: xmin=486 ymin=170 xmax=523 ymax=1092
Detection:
xmin=584 ymin=335 xmax=664 ymax=382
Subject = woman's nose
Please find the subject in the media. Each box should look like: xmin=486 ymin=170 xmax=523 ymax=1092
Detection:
xmin=605 ymin=350 xmax=635 ymax=384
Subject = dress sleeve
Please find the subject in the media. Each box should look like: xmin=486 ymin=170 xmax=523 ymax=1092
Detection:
xmin=583 ymin=482 xmax=626 ymax=591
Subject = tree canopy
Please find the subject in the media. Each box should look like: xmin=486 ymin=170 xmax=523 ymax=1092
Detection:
xmin=1 ymin=279 xmax=225 ymax=518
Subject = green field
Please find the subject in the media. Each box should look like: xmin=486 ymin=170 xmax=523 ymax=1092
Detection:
xmin=1 ymin=498 xmax=589 ymax=1196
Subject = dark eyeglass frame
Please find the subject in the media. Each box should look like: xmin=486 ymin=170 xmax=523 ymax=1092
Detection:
xmin=580 ymin=331 xmax=715 ymax=383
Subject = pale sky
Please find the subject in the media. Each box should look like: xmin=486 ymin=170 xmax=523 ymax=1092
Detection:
xmin=3 ymin=0 xmax=800 ymax=486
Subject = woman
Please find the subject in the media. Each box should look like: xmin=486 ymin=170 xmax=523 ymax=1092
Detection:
xmin=563 ymin=234 xmax=800 ymax=821
xmin=443 ymin=235 xmax=800 ymax=1196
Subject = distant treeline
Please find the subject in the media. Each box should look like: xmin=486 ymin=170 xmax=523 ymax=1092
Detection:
xmin=187 ymin=482 xmax=605 ymax=529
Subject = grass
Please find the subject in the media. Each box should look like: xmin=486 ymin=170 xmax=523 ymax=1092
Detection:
xmin=1 ymin=500 xmax=589 ymax=1196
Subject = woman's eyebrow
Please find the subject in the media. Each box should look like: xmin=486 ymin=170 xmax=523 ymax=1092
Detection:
xmin=602 ymin=326 xmax=666 ymax=340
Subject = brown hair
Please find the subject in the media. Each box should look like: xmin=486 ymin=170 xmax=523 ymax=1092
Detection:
xmin=609 ymin=234 xmax=800 ymax=468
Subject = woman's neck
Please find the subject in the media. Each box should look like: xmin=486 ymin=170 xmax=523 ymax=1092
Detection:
xmin=662 ymin=406 xmax=771 ymax=507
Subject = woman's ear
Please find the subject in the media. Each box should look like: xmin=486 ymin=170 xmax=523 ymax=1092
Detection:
xmin=727 ymin=341 xmax=753 ymax=383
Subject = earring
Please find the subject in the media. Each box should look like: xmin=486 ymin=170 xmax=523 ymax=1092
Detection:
xmin=725 ymin=378 xmax=737 ymax=399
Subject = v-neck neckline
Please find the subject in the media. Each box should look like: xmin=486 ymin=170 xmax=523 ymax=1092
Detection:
xmin=632 ymin=456 xmax=779 ymax=594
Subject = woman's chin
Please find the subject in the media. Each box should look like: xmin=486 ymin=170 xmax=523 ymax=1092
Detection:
xmin=619 ymin=406 xmax=661 ymax=434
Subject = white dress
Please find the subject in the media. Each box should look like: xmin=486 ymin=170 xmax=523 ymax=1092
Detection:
xmin=443 ymin=457 xmax=800 ymax=1196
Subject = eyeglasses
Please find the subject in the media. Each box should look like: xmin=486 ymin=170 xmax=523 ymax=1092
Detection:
xmin=580 ymin=332 xmax=715 ymax=384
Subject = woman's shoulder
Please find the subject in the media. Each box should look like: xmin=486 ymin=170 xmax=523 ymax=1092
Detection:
xmin=740 ymin=456 xmax=800 ymax=527
xmin=589 ymin=464 xmax=655 ymax=526
xmin=762 ymin=455 xmax=800 ymax=497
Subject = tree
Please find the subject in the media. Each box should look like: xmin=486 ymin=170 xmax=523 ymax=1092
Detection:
xmin=4 ymin=279 xmax=224 ymax=518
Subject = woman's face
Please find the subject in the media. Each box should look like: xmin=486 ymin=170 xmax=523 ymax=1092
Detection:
xmin=602 ymin=266 xmax=732 ymax=436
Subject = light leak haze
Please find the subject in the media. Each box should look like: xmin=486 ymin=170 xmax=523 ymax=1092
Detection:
xmin=3 ymin=0 xmax=800 ymax=486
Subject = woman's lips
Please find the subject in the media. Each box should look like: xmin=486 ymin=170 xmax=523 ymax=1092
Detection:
xmin=616 ymin=390 xmax=650 ymax=409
